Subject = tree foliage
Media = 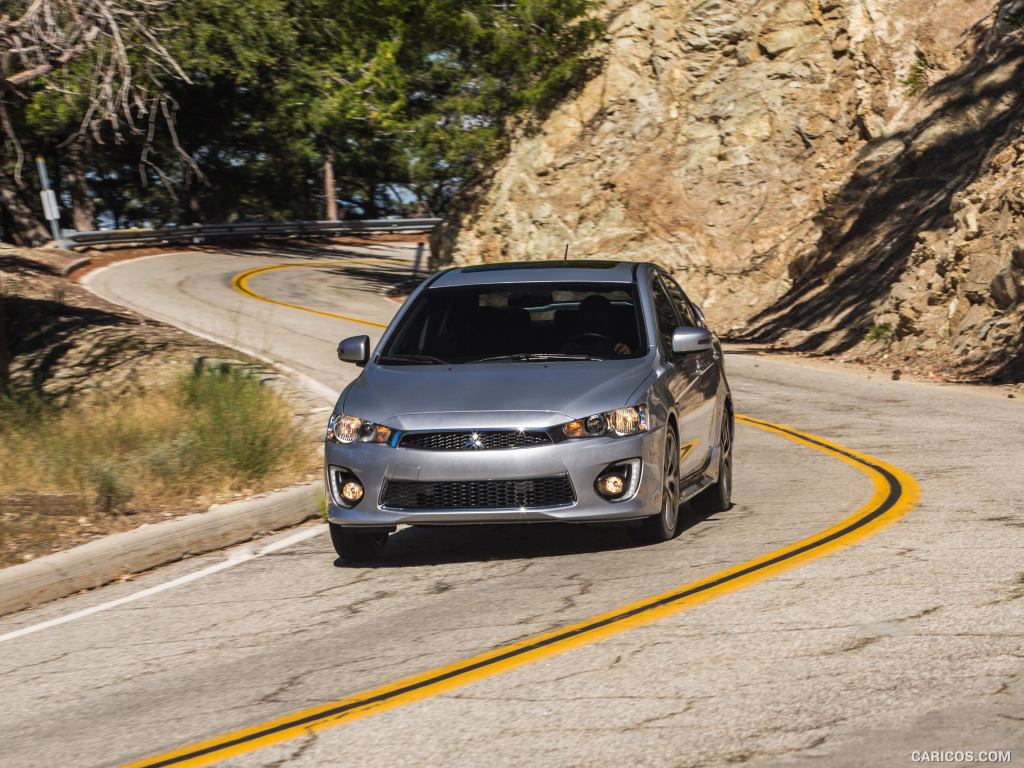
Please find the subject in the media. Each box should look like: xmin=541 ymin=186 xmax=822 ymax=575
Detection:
xmin=0 ymin=0 xmax=602 ymax=241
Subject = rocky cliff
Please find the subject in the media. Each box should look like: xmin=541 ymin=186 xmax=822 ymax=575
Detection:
xmin=435 ymin=0 xmax=1024 ymax=381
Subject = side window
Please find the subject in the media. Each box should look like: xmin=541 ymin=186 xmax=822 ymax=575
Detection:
xmin=660 ymin=274 xmax=698 ymax=327
xmin=651 ymin=277 xmax=680 ymax=352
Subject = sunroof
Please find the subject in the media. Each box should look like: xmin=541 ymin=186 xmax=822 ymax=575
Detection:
xmin=460 ymin=260 xmax=622 ymax=273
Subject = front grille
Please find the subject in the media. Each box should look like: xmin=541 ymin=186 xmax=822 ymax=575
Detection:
xmin=380 ymin=475 xmax=576 ymax=510
xmin=398 ymin=430 xmax=552 ymax=451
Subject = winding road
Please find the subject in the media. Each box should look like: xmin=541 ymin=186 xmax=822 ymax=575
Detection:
xmin=1 ymin=243 xmax=1022 ymax=767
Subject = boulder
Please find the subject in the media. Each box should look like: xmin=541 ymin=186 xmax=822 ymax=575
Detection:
xmin=990 ymin=267 xmax=1024 ymax=308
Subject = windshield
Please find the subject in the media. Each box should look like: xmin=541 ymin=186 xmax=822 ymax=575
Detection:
xmin=379 ymin=282 xmax=647 ymax=364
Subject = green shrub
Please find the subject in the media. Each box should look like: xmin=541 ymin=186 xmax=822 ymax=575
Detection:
xmin=864 ymin=323 xmax=896 ymax=342
xmin=0 ymin=366 xmax=311 ymax=515
xmin=902 ymin=55 xmax=933 ymax=96
xmin=180 ymin=367 xmax=302 ymax=480
xmin=89 ymin=460 xmax=134 ymax=512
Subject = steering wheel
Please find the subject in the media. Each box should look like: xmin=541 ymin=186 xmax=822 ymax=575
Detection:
xmin=564 ymin=332 xmax=617 ymax=355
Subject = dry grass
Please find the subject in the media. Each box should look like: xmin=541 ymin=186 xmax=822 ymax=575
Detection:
xmin=0 ymin=367 xmax=316 ymax=565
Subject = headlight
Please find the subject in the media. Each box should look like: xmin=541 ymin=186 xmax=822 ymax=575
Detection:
xmin=562 ymin=404 xmax=648 ymax=439
xmin=326 ymin=413 xmax=391 ymax=444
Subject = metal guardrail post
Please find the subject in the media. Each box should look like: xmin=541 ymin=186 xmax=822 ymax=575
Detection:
xmin=412 ymin=242 xmax=424 ymax=278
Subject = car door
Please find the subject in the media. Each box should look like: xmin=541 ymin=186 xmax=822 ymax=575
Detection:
xmin=650 ymin=274 xmax=706 ymax=480
xmin=660 ymin=273 xmax=719 ymax=471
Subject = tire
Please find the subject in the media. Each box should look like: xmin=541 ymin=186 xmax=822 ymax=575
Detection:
xmin=691 ymin=409 xmax=733 ymax=515
xmin=632 ymin=427 xmax=681 ymax=544
xmin=329 ymin=524 xmax=389 ymax=562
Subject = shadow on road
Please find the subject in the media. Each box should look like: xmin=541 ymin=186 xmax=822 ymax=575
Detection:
xmin=228 ymin=243 xmax=425 ymax=297
xmin=227 ymin=240 xmax=416 ymax=262
xmin=313 ymin=262 xmax=425 ymax=297
xmin=334 ymin=502 xmax=724 ymax=568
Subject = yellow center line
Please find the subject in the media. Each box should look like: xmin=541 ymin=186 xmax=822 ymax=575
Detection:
xmin=231 ymin=259 xmax=399 ymax=329
xmin=122 ymin=277 xmax=920 ymax=768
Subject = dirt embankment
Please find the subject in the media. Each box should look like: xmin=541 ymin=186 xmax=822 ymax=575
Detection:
xmin=0 ymin=245 xmax=318 ymax=566
xmin=0 ymin=244 xmax=232 ymax=403
xmin=434 ymin=0 xmax=1024 ymax=382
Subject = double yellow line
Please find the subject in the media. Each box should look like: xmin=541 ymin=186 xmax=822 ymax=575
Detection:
xmin=231 ymin=260 xmax=394 ymax=329
xmin=119 ymin=265 xmax=920 ymax=768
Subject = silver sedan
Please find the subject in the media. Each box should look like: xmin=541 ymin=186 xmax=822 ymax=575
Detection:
xmin=324 ymin=260 xmax=733 ymax=561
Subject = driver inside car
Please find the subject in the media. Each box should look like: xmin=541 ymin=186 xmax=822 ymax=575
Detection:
xmin=565 ymin=294 xmax=632 ymax=356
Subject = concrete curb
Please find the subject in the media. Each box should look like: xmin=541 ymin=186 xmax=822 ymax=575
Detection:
xmin=0 ymin=482 xmax=321 ymax=618
xmin=59 ymin=256 xmax=92 ymax=276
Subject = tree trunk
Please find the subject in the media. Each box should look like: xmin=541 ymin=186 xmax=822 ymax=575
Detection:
xmin=0 ymin=292 xmax=10 ymax=394
xmin=363 ymin=183 xmax=379 ymax=219
xmin=189 ymin=183 xmax=201 ymax=222
xmin=0 ymin=171 xmax=49 ymax=245
xmin=65 ymin=136 xmax=96 ymax=232
xmin=323 ymin=146 xmax=337 ymax=221
xmin=180 ymin=174 xmax=202 ymax=224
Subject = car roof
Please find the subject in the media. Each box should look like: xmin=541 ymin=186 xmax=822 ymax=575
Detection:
xmin=428 ymin=260 xmax=646 ymax=288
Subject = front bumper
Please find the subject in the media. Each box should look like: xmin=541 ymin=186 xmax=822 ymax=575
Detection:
xmin=325 ymin=427 xmax=663 ymax=526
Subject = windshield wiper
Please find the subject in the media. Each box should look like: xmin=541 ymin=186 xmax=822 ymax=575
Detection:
xmin=469 ymin=353 xmax=605 ymax=363
xmin=378 ymin=354 xmax=449 ymax=365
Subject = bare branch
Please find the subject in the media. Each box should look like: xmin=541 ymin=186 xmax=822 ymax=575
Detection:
xmin=0 ymin=0 xmax=194 ymax=184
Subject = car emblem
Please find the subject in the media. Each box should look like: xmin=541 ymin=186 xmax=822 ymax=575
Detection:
xmin=463 ymin=432 xmax=485 ymax=450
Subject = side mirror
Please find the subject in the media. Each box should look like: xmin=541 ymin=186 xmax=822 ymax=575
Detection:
xmin=337 ymin=335 xmax=370 ymax=366
xmin=671 ymin=327 xmax=713 ymax=354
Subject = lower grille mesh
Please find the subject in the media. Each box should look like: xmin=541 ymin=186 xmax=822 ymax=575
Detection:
xmin=381 ymin=476 xmax=576 ymax=510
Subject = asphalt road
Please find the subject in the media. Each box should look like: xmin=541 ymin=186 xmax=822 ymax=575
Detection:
xmin=1 ymin=244 xmax=1022 ymax=767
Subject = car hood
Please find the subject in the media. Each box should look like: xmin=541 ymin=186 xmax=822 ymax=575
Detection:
xmin=341 ymin=360 xmax=654 ymax=430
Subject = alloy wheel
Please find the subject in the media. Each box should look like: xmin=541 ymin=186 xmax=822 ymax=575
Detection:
xmin=662 ymin=430 xmax=680 ymax=532
xmin=719 ymin=413 xmax=733 ymax=504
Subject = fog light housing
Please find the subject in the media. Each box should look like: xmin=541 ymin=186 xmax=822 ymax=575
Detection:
xmin=595 ymin=458 xmax=642 ymax=502
xmin=329 ymin=467 xmax=365 ymax=508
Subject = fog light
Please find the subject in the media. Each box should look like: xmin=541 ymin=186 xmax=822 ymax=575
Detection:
xmin=594 ymin=458 xmax=642 ymax=502
xmin=329 ymin=467 xmax=365 ymax=508
xmin=597 ymin=474 xmax=625 ymax=498
xmin=341 ymin=480 xmax=364 ymax=503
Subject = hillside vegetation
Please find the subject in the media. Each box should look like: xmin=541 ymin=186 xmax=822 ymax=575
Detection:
xmin=0 ymin=0 xmax=601 ymax=242
xmin=0 ymin=255 xmax=316 ymax=565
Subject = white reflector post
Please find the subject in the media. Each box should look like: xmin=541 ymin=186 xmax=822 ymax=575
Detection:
xmin=40 ymin=189 xmax=60 ymax=221
xmin=35 ymin=155 xmax=62 ymax=241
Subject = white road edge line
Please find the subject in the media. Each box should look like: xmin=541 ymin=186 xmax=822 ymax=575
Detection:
xmin=0 ymin=526 xmax=324 ymax=644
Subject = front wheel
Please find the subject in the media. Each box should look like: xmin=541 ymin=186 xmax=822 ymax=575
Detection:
xmin=632 ymin=428 xmax=681 ymax=544
xmin=329 ymin=524 xmax=388 ymax=562
xmin=691 ymin=410 xmax=733 ymax=515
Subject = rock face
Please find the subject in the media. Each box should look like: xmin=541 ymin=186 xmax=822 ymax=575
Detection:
xmin=435 ymin=0 xmax=1024 ymax=381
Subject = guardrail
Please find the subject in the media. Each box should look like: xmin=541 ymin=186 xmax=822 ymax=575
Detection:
xmin=60 ymin=217 xmax=442 ymax=248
